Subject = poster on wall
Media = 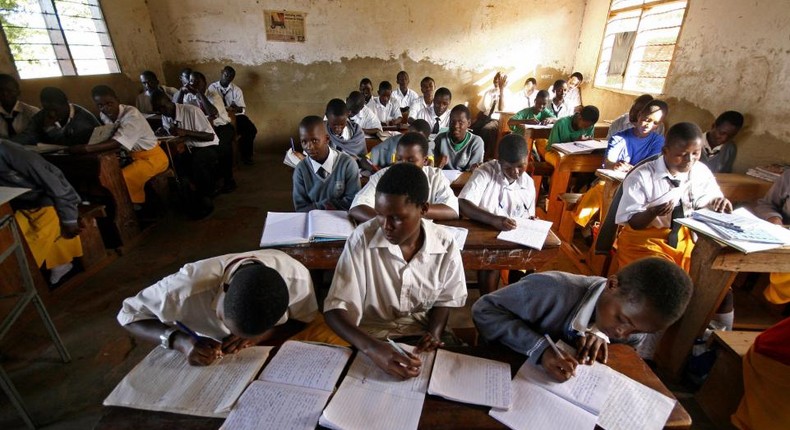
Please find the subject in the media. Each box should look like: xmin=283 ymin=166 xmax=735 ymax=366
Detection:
xmin=263 ymin=10 xmax=306 ymax=42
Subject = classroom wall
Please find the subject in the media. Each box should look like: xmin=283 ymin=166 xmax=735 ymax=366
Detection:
xmin=144 ymin=0 xmax=587 ymax=150
xmin=574 ymin=0 xmax=790 ymax=173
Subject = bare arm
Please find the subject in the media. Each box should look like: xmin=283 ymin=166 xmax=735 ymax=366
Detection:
xmin=459 ymin=198 xmax=517 ymax=230
xmin=627 ymin=202 xmax=673 ymax=230
xmin=68 ymin=140 xmax=120 ymax=154
xmin=122 ymin=320 xmax=221 ymax=366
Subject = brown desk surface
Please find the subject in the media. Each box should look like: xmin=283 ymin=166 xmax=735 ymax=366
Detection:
xmin=96 ymin=344 xmax=689 ymax=430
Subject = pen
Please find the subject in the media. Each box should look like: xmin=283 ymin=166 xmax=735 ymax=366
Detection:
xmin=290 ymin=137 xmax=295 ymax=152
xmin=544 ymin=333 xmax=575 ymax=376
xmin=387 ymin=337 xmax=410 ymax=358
xmin=176 ymin=321 xmax=201 ymax=342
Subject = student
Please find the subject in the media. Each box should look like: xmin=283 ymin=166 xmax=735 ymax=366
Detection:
xmin=0 ymin=74 xmax=39 ymax=139
xmin=507 ymin=90 xmax=556 ymax=135
xmin=117 ymin=250 xmax=319 ymax=366
xmin=368 ymin=119 xmax=431 ymax=169
xmin=545 ymin=105 xmax=599 ymax=153
xmin=136 ymin=70 xmax=178 ymax=115
xmin=14 ymin=87 xmax=100 ymax=147
xmin=324 ymin=163 xmax=467 ymax=378
xmin=367 ymin=81 xmax=401 ymax=125
xmin=700 ymin=111 xmax=744 ymax=173
xmin=471 ymin=72 xmax=509 ymax=158
xmin=350 ymin=131 xmax=459 ymax=222
xmin=325 ymin=98 xmax=366 ymax=158
xmin=359 ymin=77 xmax=373 ymax=104
xmin=392 ymin=70 xmax=421 ymax=111
xmin=151 ymin=90 xmax=219 ymax=218
xmin=208 ymin=66 xmax=259 ymax=165
xmin=459 ymin=134 xmax=535 ymax=293
xmin=434 ymin=104 xmax=484 ymax=171
xmin=179 ymin=68 xmax=193 ymax=88
xmin=604 ymin=100 xmax=668 ymax=170
xmin=615 ymin=122 xmax=731 ymax=272
xmin=347 ymin=91 xmax=382 ymax=134
xmin=606 ymin=94 xmax=656 ymax=140
xmin=473 ymin=257 xmax=693 ymax=382
xmin=292 ymin=115 xmax=360 ymax=211
xmin=547 ymin=73 xmax=583 ymax=111
xmin=512 ymin=77 xmax=538 ymax=112
xmin=411 ymin=87 xmax=452 ymax=134
xmin=754 ymin=170 xmax=790 ymax=304
xmin=547 ymin=79 xmax=572 ymax=119
xmin=408 ymin=76 xmax=436 ymax=121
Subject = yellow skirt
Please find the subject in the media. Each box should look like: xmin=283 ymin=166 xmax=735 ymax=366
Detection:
xmin=732 ymin=346 xmax=790 ymax=430
xmin=572 ymin=181 xmax=604 ymax=227
xmin=764 ymin=273 xmax=790 ymax=305
xmin=616 ymin=225 xmax=694 ymax=272
xmin=123 ymin=145 xmax=169 ymax=204
xmin=14 ymin=207 xmax=82 ymax=269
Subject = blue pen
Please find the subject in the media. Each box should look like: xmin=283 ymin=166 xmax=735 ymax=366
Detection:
xmin=176 ymin=321 xmax=201 ymax=342
xmin=290 ymin=137 xmax=295 ymax=151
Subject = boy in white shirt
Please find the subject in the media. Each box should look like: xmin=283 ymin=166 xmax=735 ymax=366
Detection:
xmin=137 ymin=70 xmax=178 ymax=115
xmin=511 ymin=77 xmax=538 ymax=112
xmin=410 ymin=87 xmax=452 ymax=134
xmin=367 ymin=81 xmax=401 ymax=125
xmin=0 ymin=74 xmax=39 ymax=139
xmin=408 ymin=76 xmax=436 ymax=121
xmin=359 ymin=77 xmax=373 ymax=104
xmin=208 ymin=66 xmax=258 ymax=165
xmin=347 ymin=91 xmax=382 ymax=134
xmin=548 ymin=79 xmax=572 ymax=119
xmin=392 ymin=71 xmax=421 ymax=114
xmin=472 ymin=72 xmax=509 ymax=158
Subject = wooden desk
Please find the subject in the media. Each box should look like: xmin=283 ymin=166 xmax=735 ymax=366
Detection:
xmin=365 ymin=136 xmax=380 ymax=152
xmin=715 ymin=173 xmax=773 ymax=205
xmin=96 ymin=344 xmax=690 ymax=430
xmin=541 ymin=150 xmax=605 ymax=229
xmin=269 ymin=219 xmax=561 ymax=271
xmin=522 ymin=123 xmax=610 ymax=151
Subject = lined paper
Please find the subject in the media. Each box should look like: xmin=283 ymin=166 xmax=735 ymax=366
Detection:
xmin=428 ymin=349 xmax=512 ymax=409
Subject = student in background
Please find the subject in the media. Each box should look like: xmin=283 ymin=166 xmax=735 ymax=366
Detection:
xmin=347 ymin=91 xmax=382 ymax=135
xmin=209 ymin=66 xmax=259 ymax=165
xmin=548 ymin=79 xmax=572 ymax=119
xmin=117 ymin=250 xmax=319 ymax=366
xmin=0 ymin=74 xmax=39 ymax=139
xmin=350 ymin=131 xmax=458 ymax=223
xmin=136 ymin=70 xmax=178 ymax=115
xmin=367 ymin=81 xmax=402 ymax=126
xmin=293 ymin=115 xmax=360 ymax=211
xmin=545 ymin=105 xmax=599 ymax=154
xmin=507 ymin=90 xmax=556 ymax=135
xmin=434 ymin=104 xmax=485 ymax=171
xmin=604 ymin=100 xmax=668 ymax=171
xmin=606 ymin=94 xmax=657 ymax=140
xmin=324 ymin=163 xmax=467 ymax=378
xmin=359 ymin=78 xmax=373 ymax=104
xmin=408 ymin=76 xmax=436 ymax=122
xmin=14 ymin=87 xmax=100 ymax=147
xmin=473 ymin=258 xmax=693 ymax=382
xmin=368 ymin=119 xmax=431 ymax=169
xmin=392 ymin=70 xmax=421 ymax=112
xmin=512 ymin=77 xmax=538 ymax=112
xmin=0 ymin=140 xmax=83 ymax=285
xmin=700 ymin=111 xmax=744 ymax=173
xmin=325 ymin=98 xmax=366 ymax=158
xmin=179 ymin=68 xmax=192 ymax=88
xmin=754 ymin=170 xmax=790 ymax=305
xmin=411 ymin=87 xmax=452 ymax=134
xmin=547 ymin=73 xmax=583 ymax=112
xmin=471 ymin=71 xmax=509 ymax=159
xmin=459 ymin=134 xmax=535 ymax=293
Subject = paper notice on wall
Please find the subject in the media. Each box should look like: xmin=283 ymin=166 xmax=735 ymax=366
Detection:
xmin=264 ymin=10 xmax=306 ymax=42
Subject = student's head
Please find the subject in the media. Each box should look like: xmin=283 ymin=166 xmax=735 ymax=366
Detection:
xmin=325 ymin=98 xmax=349 ymax=136
xmin=221 ymin=264 xmax=290 ymax=338
xmin=662 ymin=122 xmax=703 ymax=174
xmin=524 ymin=77 xmax=537 ymax=92
xmin=533 ymin=90 xmax=549 ymax=111
xmin=433 ymin=87 xmax=452 ymax=117
xmin=568 ymin=72 xmax=584 ymax=88
xmin=396 ymin=71 xmax=410 ymax=91
xmin=573 ymin=105 xmax=600 ymax=129
xmin=448 ymin=104 xmax=470 ymax=140
xmin=91 ymin=85 xmax=121 ymax=121
xmin=189 ymin=71 xmax=208 ymax=93
xmin=596 ymin=257 xmax=693 ymax=339
xmin=150 ymin=89 xmax=176 ymax=117
xmin=0 ymin=74 xmax=20 ymax=110
xmin=708 ymin=111 xmax=744 ymax=147
xmin=497 ymin=134 xmax=529 ymax=182
xmin=139 ymin=70 xmax=160 ymax=95
xmin=298 ymin=115 xmax=329 ymax=162
xmin=220 ymin=66 xmax=236 ymax=87
xmin=552 ymin=79 xmax=568 ymax=99
xmin=628 ymin=94 xmax=654 ymax=123
xmin=635 ymin=100 xmax=668 ymax=138
xmin=179 ymin=68 xmax=193 ymax=86
xmin=396 ymin=131 xmax=430 ymax=167
xmin=40 ymin=87 xmax=70 ymax=122
xmin=375 ymin=163 xmax=429 ymax=245
xmin=377 ymin=81 xmax=393 ymax=105
xmin=359 ymin=78 xmax=373 ymax=100
xmin=420 ymin=76 xmax=435 ymax=99
xmin=409 ymin=119 xmax=432 ymax=139
xmin=346 ymin=91 xmax=366 ymax=116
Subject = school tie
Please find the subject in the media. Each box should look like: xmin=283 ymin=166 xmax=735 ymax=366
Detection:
xmin=432 ymin=117 xmax=440 ymax=134
xmin=3 ymin=111 xmax=17 ymax=137
xmin=317 ymin=167 xmax=328 ymax=179
xmin=665 ymin=177 xmax=685 ymax=248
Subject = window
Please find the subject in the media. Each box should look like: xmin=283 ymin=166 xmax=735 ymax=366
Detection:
xmin=0 ymin=0 xmax=120 ymax=79
xmin=594 ymin=0 xmax=688 ymax=94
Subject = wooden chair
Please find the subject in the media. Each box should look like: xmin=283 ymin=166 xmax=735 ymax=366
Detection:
xmin=494 ymin=112 xmax=515 ymax=159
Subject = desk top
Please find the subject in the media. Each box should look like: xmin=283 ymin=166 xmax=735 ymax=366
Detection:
xmin=0 ymin=187 xmax=28 ymax=206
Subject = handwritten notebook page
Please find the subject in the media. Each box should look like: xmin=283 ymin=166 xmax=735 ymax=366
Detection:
xmin=597 ymin=365 xmax=676 ymax=430
xmin=103 ymin=346 xmax=271 ymax=418
xmin=258 ymin=340 xmax=352 ymax=391
xmin=497 ymin=218 xmax=553 ymax=250
xmin=516 ymin=360 xmax=614 ymax=414
xmin=260 ymin=212 xmax=309 ymax=247
xmin=427 ymin=349 xmax=512 ymax=409
xmin=489 ymin=379 xmax=597 ymax=430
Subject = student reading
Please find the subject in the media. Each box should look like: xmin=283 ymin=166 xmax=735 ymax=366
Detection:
xmin=136 ymin=70 xmax=177 ymax=115
xmin=14 ymin=87 xmax=100 ymax=147
xmin=367 ymin=119 xmax=431 ymax=169
xmin=507 ymin=90 xmax=556 ymax=135
xmin=117 ymin=250 xmax=318 ymax=366
xmin=473 ymin=257 xmax=693 ymax=382
xmin=324 ymin=163 xmax=467 ymax=378
xmin=325 ymin=98 xmax=366 ymax=158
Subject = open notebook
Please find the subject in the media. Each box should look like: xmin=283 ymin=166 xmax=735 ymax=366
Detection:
xmin=496 ymin=218 xmax=553 ymax=250
xmin=677 ymin=207 xmax=790 ymax=253
xmin=553 ymin=140 xmax=608 ymax=155
xmin=427 ymin=349 xmax=512 ymax=409
xmin=221 ymin=341 xmax=352 ymax=430
xmin=260 ymin=210 xmax=356 ymax=247
xmin=87 ymin=124 xmax=118 ymax=145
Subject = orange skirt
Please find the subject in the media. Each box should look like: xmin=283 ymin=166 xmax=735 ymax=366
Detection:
xmin=616 ymin=225 xmax=694 ymax=272
xmin=732 ymin=346 xmax=790 ymax=429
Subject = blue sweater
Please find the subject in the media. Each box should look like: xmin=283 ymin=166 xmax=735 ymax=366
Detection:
xmin=292 ymin=151 xmax=361 ymax=211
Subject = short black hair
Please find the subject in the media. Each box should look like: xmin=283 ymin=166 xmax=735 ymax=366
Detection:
xmin=580 ymin=105 xmax=600 ymax=123
xmin=571 ymin=72 xmax=584 ymax=81
xmin=616 ymin=257 xmax=693 ymax=325
xmin=91 ymin=85 xmax=117 ymax=99
xmin=140 ymin=70 xmax=158 ymax=80
xmin=40 ymin=87 xmax=68 ymax=105
xmin=0 ymin=74 xmax=19 ymax=90
xmin=633 ymin=94 xmax=654 ymax=106
xmin=434 ymin=87 xmax=452 ymax=99
xmin=498 ymin=134 xmax=528 ymax=163
xmin=224 ymin=263 xmax=290 ymax=336
xmin=397 ymin=70 xmax=408 ymax=79
xmin=639 ymin=99 xmax=668 ymax=118
xmin=223 ymin=65 xmax=236 ymax=75
xmin=420 ymin=76 xmax=435 ymax=86
xmin=666 ymin=122 xmax=703 ymax=148
xmin=450 ymin=103 xmax=470 ymax=120
xmin=378 ymin=81 xmax=393 ymax=92
xmin=189 ymin=71 xmax=206 ymax=83
xmin=346 ymin=91 xmax=365 ymax=110
xmin=325 ymin=98 xmax=348 ymax=117
xmin=397 ymin=131 xmax=430 ymax=157
xmin=552 ymin=79 xmax=567 ymax=91
xmin=535 ymin=90 xmax=549 ymax=100
xmin=299 ymin=115 xmax=324 ymax=131
xmin=409 ymin=119 xmax=431 ymax=136
xmin=714 ymin=111 xmax=744 ymax=129
xmin=525 ymin=77 xmax=537 ymax=85
xmin=359 ymin=78 xmax=372 ymax=87
xmin=376 ymin=162 xmax=429 ymax=206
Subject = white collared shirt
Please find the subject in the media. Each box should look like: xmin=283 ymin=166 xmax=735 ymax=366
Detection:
xmin=324 ymin=218 xmax=467 ymax=337
xmin=100 ymin=104 xmax=158 ymax=152
xmin=350 ymin=105 xmax=382 ymax=130
xmin=136 ymin=85 xmax=178 ymax=114
xmin=569 ymin=279 xmax=609 ymax=342
xmin=161 ymin=103 xmax=219 ymax=148
xmin=117 ymin=250 xmax=318 ymax=341
xmin=208 ymin=81 xmax=247 ymax=114
xmin=350 ymin=165 xmax=459 ymax=215
xmin=549 ymin=99 xmax=573 ymax=118
xmin=616 ymin=156 xmax=723 ymax=228
xmin=308 ymin=146 xmax=338 ymax=177
xmin=458 ymin=159 xmax=535 ymax=218
xmin=367 ymin=97 xmax=400 ymax=123
xmin=183 ymin=89 xmax=231 ymax=127
xmin=410 ymin=105 xmax=450 ymax=130
xmin=392 ymin=88 xmax=420 ymax=109
xmin=0 ymin=100 xmax=39 ymax=139
xmin=408 ymin=98 xmax=432 ymax=117
xmin=476 ymin=88 xmax=511 ymax=120
xmin=511 ymin=88 xmax=537 ymax=112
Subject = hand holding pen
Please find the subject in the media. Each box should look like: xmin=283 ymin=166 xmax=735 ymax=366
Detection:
xmin=175 ymin=321 xmax=222 ymax=366
xmin=366 ymin=337 xmax=422 ymax=379
xmin=541 ymin=334 xmax=578 ymax=382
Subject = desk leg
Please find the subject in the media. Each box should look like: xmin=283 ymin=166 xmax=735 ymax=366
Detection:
xmin=547 ymin=170 xmax=570 ymax=230
xmin=97 ymin=153 xmax=140 ymax=247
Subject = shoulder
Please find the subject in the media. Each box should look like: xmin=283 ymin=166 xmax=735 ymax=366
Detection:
xmin=348 ymin=218 xmax=379 ymax=248
xmin=424 ymin=219 xmax=457 ymax=250
xmin=247 ymin=249 xmax=309 ymax=276
xmin=468 ymin=133 xmax=484 ymax=145
xmin=475 ymin=160 xmax=498 ymax=176
xmin=335 ymin=152 xmax=359 ymax=172
xmin=624 ymin=157 xmax=659 ymax=184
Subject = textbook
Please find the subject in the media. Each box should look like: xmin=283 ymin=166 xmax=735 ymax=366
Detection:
xmin=260 ymin=210 xmax=356 ymax=247
xmin=87 ymin=124 xmax=118 ymax=145
xmin=596 ymin=168 xmax=626 ymax=182
xmin=427 ymin=349 xmax=512 ymax=409
xmin=441 ymin=169 xmax=464 ymax=183
xmin=221 ymin=341 xmax=352 ymax=430
xmin=552 ymin=140 xmax=608 ymax=155
xmin=676 ymin=208 xmax=790 ymax=253
xmin=497 ymin=218 xmax=553 ymax=250
xmin=103 ymin=346 xmax=271 ymax=418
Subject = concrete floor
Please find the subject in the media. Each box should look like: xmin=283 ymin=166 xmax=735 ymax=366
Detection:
xmin=0 ymin=153 xmax=714 ymax=429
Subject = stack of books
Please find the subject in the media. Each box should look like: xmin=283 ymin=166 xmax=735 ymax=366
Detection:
xmin=745 ymin=164 xmax=789 ymax=182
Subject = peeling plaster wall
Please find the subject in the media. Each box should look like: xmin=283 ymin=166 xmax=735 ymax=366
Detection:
xmin=575 ymin=0 xmax=790 ymax=173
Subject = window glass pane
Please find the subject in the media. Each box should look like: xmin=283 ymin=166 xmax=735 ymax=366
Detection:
xmin=53 ymin=0 xmax=120 ymax=76
xmin=0 ymin=0 xmax=61 ymax=78
xmin=611 ymin=0 xmax=644 ymax=11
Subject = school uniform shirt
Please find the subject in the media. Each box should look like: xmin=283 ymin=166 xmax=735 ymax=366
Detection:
xmin=508 ymin=106 xmax=555 ymax=134
xmin=458 ymin=159 xmax=535 ymax=218
xmin=546 ymin=115 xmax=594 ymax=149
xmin=511 ymin=88 xmax=537 ymax=112
xmin=161 ymin=103 xmax=219 ymax=148
xmin=324 ymin=218 xmax=467 ymax=337
xmin=350 ymin=105 xmax=382 ymax=131
xmin=99 ymin=104 xmax=158 ymax=152
xmin=350 ymin=164 xmax=459 ymax=215
xmin=606 ymin=113 xmax=666 ymax=141
xmin=548 ymin=98 xmax=573 ymax=119
xmin=116 ymin=250 xmax=319 ymax=341
xmin=472 ymin=271 xmax=644 ymax=365
xmin=136 ymin=85 xmax=178 ymax=115
xmin=0 ymin=101 xmax=39 ymax=139
xmin=615 ymin=156 xmax=723 ymax=228
xmin=392 ymin=87 xmax=420 ymax=109
xmin=410 ymin=105 xmax=451 ymax=133
xmin=14 ymin=103 xmax=100 ymax=147
xmin=408 ymin=98 xmax=432 ymax=118
xmin=754 ymin=170 xmax=790 ymax=224
xmin=208 ymin=81 xmax=247 ymax=114
xmin=700 ymin=136 xmax=737 ymax=174
xmin=292 ymin=147 xmax=361 ymax=211
xmin=605 ymin=129 xmax=664 ymax=166
xmin=183 ymin=90 xmax=231 ymax=127
xmin=367 ymin=96 xmax=400 ymax=124
xmin=477 ymin=88 xmax=511 ymax=120
xmin=433 ymin=131 xmax=485 ymax=171
xmin=564 ymin=86 xmax=582 ymax=109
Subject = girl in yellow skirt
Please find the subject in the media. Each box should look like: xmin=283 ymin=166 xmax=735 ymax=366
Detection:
xmin=754 ymin=169 xmax=790 ymax=304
